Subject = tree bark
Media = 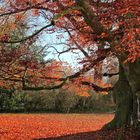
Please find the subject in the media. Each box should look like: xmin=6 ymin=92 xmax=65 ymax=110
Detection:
xmin=76 ymin=0 xmax=140 ymax=130
xmin=104 ymin=59 xmax=140 ymax=129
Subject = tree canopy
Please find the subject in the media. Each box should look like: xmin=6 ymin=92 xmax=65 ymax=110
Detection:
xmin=0 ymin=0 xmax=140 ymax=91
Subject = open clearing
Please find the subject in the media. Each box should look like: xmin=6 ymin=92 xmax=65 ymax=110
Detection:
xmin=0 ymin=113 xmax=113 ymax=140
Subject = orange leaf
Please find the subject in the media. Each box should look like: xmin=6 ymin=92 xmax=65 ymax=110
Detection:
xmin=10 ymin=22 xmax=16 ymax=30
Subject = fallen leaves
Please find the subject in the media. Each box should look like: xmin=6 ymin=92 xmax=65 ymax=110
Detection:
xmin=0 ymin=114 xmax=113 ymax=140
xmin=0 ymin=114 xmax=139 ymax=140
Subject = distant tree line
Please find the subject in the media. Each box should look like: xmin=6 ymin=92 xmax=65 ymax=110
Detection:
xmin=0 ymin=88 xmax=115 ymax=113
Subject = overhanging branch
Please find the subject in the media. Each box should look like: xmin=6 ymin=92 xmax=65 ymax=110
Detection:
xmin=0 ymin=23 xmax=53 ymax=43
xmin=103 ymin=72 xmax=119 ymax=77
xmin=76 ymin=0 xmax=105 ymax=35
xmin=81 ymin=81 xmax=113 ymax=92
xmin=0 ymin=6 xmax=48 ymax=17
xmin=22 ymin=78 xmax=67 ymax=91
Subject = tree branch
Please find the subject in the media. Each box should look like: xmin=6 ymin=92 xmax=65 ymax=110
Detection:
xmin=81 ymin=81 xmax=113 ymax=92
xmin=0 ymin=1 xmax=48 ymax=17
xmin=22 ymin=78 xmax=67 ymax=91
xmin=76 ymin=0 xmax=105 ymax=35
xmin=103 ymin=72 xmax=119 ymax=77
xmin=0 ymin=23 xmax=53 ymax=43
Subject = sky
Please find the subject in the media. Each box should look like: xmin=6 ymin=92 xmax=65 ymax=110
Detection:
xmin=27 ymin=13 xmax=84 ymax=70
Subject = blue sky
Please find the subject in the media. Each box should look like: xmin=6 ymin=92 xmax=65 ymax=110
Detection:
xmin=26 ymin=14 xmax=84 ymax=70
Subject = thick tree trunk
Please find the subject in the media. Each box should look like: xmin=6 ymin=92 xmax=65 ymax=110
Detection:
xmin=76 ymin=0 xmax=140 ymax=129
xmin=104 ymin=59 xmax=140 ymax=129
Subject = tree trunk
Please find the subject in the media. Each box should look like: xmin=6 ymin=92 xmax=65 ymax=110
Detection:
xmin=104 ymin=59 xmax=140 ymax=129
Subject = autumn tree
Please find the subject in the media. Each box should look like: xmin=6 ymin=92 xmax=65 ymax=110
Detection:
xmin=0 ymin=0 xmax=140 ymax=129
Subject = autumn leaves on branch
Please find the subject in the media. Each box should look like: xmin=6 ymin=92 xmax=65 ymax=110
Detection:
xmin=0 ymin=0 xmax=139 ymax=92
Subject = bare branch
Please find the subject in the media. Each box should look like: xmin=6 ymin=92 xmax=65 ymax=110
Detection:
xmin=64 ymin=27 xmax=90 ymax=58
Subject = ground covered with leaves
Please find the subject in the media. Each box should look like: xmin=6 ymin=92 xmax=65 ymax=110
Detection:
xmin=0 ymin=114 xmax=139 ymax=140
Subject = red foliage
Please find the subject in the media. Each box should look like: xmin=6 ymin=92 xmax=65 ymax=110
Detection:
xmin=0 ymin=0 xmax=139 ymax=91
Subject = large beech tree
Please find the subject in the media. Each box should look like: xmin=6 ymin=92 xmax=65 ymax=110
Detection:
xmin=0 ymin=0 xmax=140 ymax=129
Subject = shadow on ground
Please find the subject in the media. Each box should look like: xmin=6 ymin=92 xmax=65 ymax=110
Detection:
xmin=33 ymin=128 xmax=140 ymax=140
xmin=34 ymin=130 xmax=106 ymax=140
